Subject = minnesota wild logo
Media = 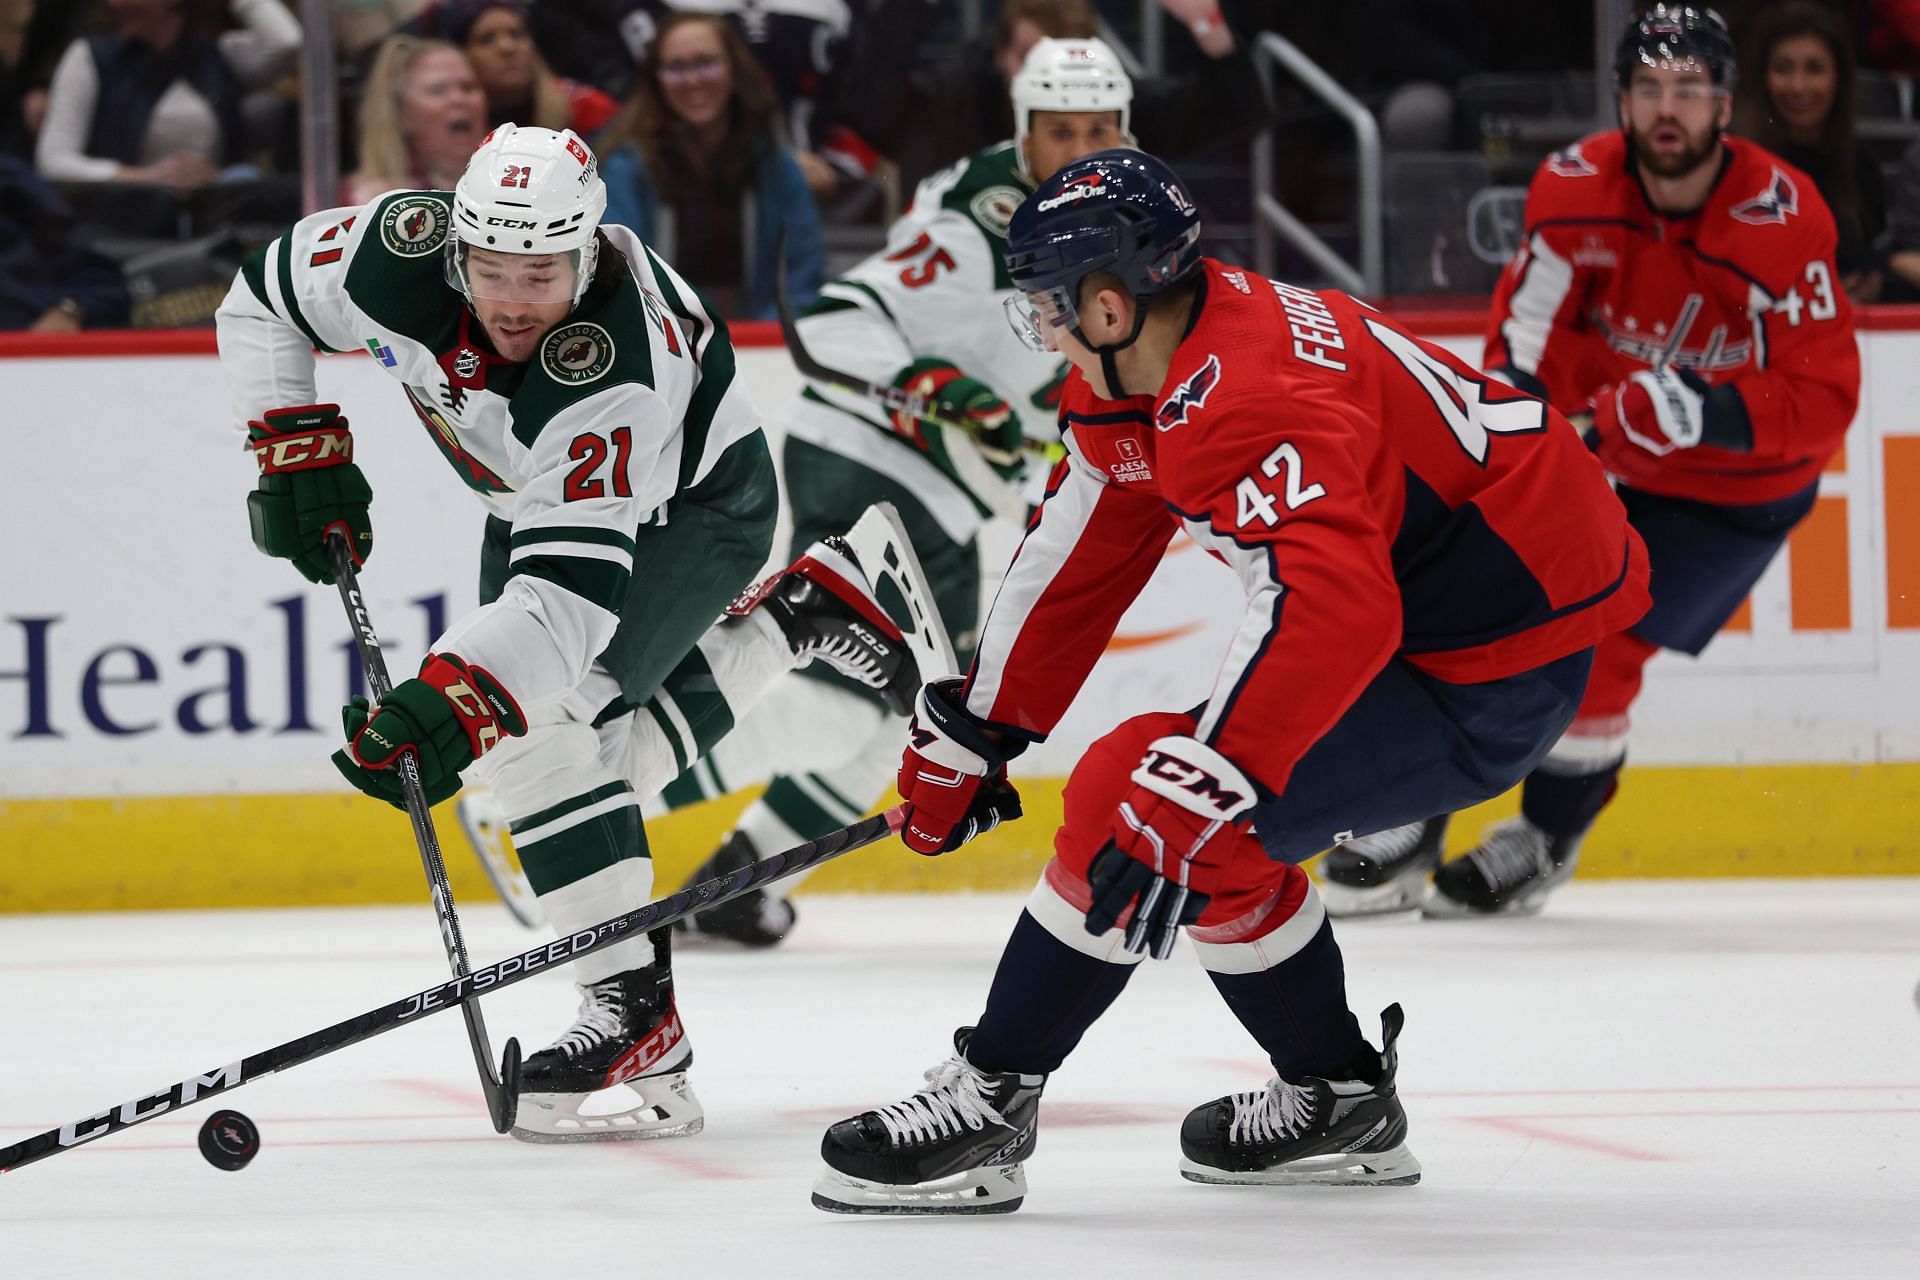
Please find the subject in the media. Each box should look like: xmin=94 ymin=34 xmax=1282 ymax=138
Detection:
xmin=542 ymin=321 xmax=615 ymax=384
xmin=381 ymin=196 xmax=449 ymax=257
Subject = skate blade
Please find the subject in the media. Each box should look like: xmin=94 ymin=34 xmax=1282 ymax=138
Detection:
xmin=810 ymin=1163 xmax=1027 ymax=1215
xmin=839 ymin=501 xmax=959 ymax=681
xmin=1178 ymin=1143 xmax=1421 ymax=1187
xmin=1420 ymin=882 xmax=1554 ymax=919
xmin=1318 ymin=873 xmax=1431 ymax=919
xmin=510 ymin=1073 xmax=705 ymax=1143
xmin=455 ymin=788 xmax=544 ymax=930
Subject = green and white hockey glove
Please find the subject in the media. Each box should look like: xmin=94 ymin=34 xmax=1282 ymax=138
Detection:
xmin=246 ymin=403 xmax=373 ymax=585
xmin=332 ymin=654 xmax=527 ymax=809
xmin=890 ymin=359 xmax=1026 ymax=483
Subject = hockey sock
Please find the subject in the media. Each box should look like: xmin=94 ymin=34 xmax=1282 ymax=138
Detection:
xmin=1521 ymin=759 xmax=1623 ymax=838
xmin=515 ymin=784 xmax=659 ymax=980
xmin=1202 ymin=916 xmax=1369 ymax=1082
xmin=628 ymin=613 xmax=792 ymax=796
xmin=963 ymin=910 xmax=1139 ymax=1076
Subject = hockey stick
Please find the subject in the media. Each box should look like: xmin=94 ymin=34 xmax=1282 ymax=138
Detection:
xmin=0 ymin=796 xmax=980 ymax=1174
xmin=774 ymin=244 xmax=1065 ymax=467
xmin=328 ymin=536 xmax=522 ymax=1134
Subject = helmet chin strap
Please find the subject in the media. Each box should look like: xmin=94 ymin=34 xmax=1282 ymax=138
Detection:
xmin=1075 ymin=299 xmax=1150 ymax=399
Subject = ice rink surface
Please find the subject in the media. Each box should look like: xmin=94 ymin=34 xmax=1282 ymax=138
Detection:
xmin=3 ymin=879 xmax=1917 ymax=1279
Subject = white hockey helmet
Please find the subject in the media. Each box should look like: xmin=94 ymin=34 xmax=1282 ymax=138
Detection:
xmin=447 ymin=123 xmax=609 ymax=308
xmin=1011 ymin=37 xmax=1135 ymax=182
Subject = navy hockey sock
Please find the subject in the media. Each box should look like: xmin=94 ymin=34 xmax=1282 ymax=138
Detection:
xmin=962 ymin=910 xmax=1137 ymax=1076
xmin=1521 ymin=761 xmax=1622 ymax=838
xmin=1204 ymin=917 xmax=1369 ymax=1081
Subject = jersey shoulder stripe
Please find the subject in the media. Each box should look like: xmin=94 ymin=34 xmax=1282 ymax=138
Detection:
xmin=641 ymin=244 xmax=738 ymax=491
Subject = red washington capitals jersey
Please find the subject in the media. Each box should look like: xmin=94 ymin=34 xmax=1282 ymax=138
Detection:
xmin=963 ymin=259 xmax=1650 ymax=800
xmin=1486 ymin=130 xmax=1859 ymax=504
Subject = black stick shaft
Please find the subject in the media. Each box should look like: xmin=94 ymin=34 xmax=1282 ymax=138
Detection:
xmin=327 ymin=538 xmax=518 ymax=1132
xmin=0 ymin=807 xmax=904 ymax=1174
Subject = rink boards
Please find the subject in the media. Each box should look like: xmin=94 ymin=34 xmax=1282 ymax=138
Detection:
xmin=2 ymin=316 xmax=1917 ymax=910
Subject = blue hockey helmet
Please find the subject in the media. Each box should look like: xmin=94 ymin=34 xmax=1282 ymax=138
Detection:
xmin=1002 ymin=149 xmax=1202 ymax=365
xmin=1614 ymin=5 xmax=1735 ymax=91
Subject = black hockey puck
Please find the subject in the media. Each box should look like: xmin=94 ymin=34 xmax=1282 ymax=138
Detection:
xmin=198 ymin=1110 xmax=260 ymax=1171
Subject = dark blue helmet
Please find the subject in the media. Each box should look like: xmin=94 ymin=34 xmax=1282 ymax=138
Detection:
xmin=1002 ymin=149 xmax=1202 ymax=356
xmin=1614 ymin=4 xmax=1735 ymax=91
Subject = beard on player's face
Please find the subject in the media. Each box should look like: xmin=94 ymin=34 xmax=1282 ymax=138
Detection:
xmin=1627 ymin=114 xmax=1723 ymax=180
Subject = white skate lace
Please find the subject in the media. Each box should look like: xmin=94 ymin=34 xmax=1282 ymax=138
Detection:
xmin=548 ymin=979 xmax=627 ymax=1058
xmin=1469 ymin=819 xmax=1552 ymax=891
xmin=871 ymin=1057 xmax=1006 ymax=1147
xmin=1339 ymin=820 xmax=1427 ymax=868
xmin=797 ymin=632 xmax=887 ymax=687
xmin=1229 ymin=1078 xmax=1316 ymax=1147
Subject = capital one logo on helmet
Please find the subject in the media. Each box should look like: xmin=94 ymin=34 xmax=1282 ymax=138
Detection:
xmin=1037 ymin=173 xmax=1105 ymax=212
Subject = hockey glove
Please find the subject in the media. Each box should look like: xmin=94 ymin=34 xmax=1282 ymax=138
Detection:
xmin=246 ymin=404 xmax=373 ymax=585
xmin=897 ymin=677 xmax=1024 ymax=855
xmin=891 ymin=359 xmax=1026 ymax=482
xmin=1589 ymin=366 xmax=1753 ymax=459
xmin=1084 ymin=735 xmax=1258 ymax=960
xmin=332 ymin=654 xmax=526 ymax=809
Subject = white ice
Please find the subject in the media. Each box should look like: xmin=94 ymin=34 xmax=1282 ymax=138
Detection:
xmin=3 ymin=880 xmax=1918 ymax=1279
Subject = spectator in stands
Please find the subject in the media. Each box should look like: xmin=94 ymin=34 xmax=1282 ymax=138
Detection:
xmin=336 ymin=0 xmax=432 ymax=64
xmin=34 ymin=0 xmax=299 ymax=191
xmin=840 ymin=0 xmax=1270 ymax=196
xmin=597 ymin=10 xmax=822 ymax=321
xmin=342 ymin=35 xmax=486 ymax=204
xmin=1735 ymin=0 xmax=1886 ymax=301
xmin=1879 ymin=132 xmax=1920 ymax=297
xmin=0 ymin=152 xmax=131 ymax=329
xmin=410 ymin=0 xmax=619 ymax=138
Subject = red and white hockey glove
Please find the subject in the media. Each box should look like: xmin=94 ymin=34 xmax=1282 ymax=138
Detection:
xmin=1084 ymin=735 xmax=1257 ymax=959
xmin=897 ymin=677 xmax=1023 ymax=855
xmin=332 ymin=654 xmax=527 ymax=810
xmin=1588 ymin=365 xmax=1754 ymax=461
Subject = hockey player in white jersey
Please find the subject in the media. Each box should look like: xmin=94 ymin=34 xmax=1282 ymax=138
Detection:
xmin=215 ymin=124 xmax=932 ymax=1141
xmin=657 ymin=37 xmax=1136 ymax=946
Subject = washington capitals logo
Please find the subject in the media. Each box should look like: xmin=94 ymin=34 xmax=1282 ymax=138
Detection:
xmin=1156 ymin=354 xmax=1221 ymax=432
xmin=1547 ymin=143 xmax=1597 ymax=178
xmin=1730 ymin=167 xmax=1800 ymax=226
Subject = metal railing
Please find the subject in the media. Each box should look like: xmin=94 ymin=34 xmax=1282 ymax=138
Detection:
xmin=1250 ymin=32 xmax=1382 ymax=295
xmin=297 ymin=0 xmax=340 ymax=214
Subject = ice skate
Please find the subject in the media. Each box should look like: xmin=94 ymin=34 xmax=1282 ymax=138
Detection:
xmin=1423 ymin=815 xmax=1582 ymax=917
xmin=812 ymin=1030 xmax=1045 ymax=1215
xmin=672 ymin=830 xmax=797 ymax=948
xmin=1318 ymin=816 xmax=1449 ymax=918
xmin=510 ymin=943 xmax=704 ymax=1142
xmin=1180 ymin=1004 xmax=1420 ymax=1187
xmin=732 ymin=504 xmax=953 ymax=716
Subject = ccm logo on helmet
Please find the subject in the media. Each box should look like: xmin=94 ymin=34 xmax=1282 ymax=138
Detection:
xmin=485 ymin=216 xmax=538 ymax=229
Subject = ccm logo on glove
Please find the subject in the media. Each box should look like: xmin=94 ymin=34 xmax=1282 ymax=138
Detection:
xmin=1136 ymin=745 xmax=1252 ymax=814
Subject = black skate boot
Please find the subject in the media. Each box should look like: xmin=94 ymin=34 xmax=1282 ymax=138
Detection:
xmin=1181 ymin=1004 xmax=1420 ymax=1187
xmin=729 ymin=535 xmax=919 ymax=714
xmin=509 ymin=932 xmax=703 ymax=1143
xmin=1318 ymin=815 xmax=1450 ymax=918
xmin=1424 ymin=816 xmax=1582 ymax=917
xmin=812 ymin=1029 xmax=1046 ymax=1215
xmin=672 ymin=830 xmax=797 ymax=948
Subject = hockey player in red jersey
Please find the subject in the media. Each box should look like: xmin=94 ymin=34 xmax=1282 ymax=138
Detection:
xmin=1322 ymin=5 xmax=1861 ymax=919
xmin=808 ymin=150 xmax=1651 ymax=1214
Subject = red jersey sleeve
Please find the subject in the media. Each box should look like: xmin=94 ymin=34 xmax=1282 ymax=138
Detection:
xmin=962 ymin=447 xmax=1176 ymax=739
xmin=1161 ymin=377 xmax=1404 ymax=801
xmin=1484 ymin=138 xmax=1615 ymax=404
xmin=1714 ymin=194 xmax=1859 ymax=466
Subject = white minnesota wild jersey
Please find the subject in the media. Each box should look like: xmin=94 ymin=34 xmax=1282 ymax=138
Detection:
xmin=214 ymin=189 xmax=763 ymax=709
xmin=784 ymin=143 xmax=1065 ymax=524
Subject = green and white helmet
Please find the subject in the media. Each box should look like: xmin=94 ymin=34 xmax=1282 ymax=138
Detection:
xmin=1011 ymin=37 xmax=1136 ymax=183
xmin=446 ymin=122 xmax=609 ymax=307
